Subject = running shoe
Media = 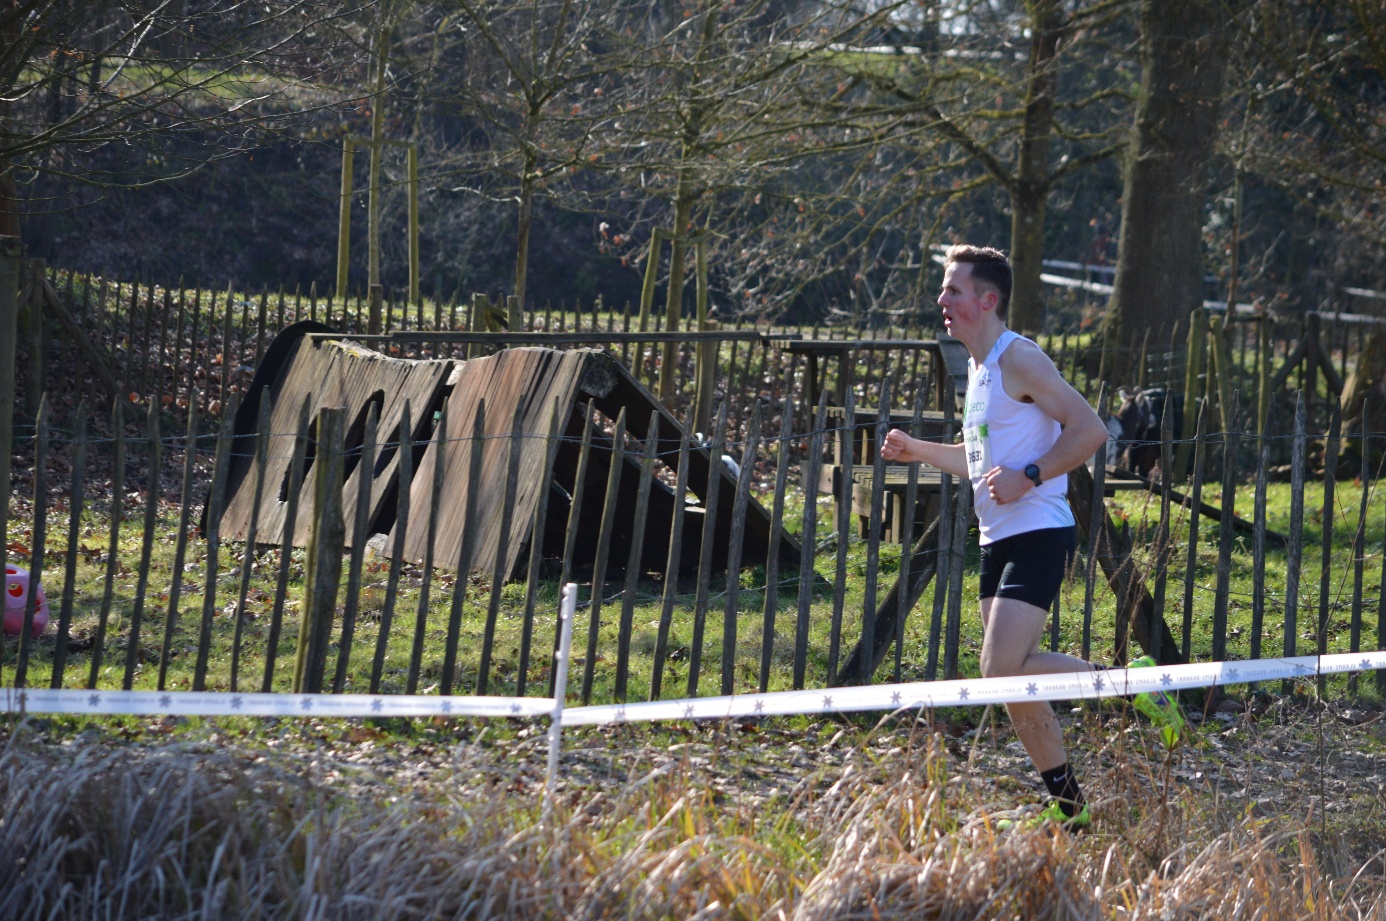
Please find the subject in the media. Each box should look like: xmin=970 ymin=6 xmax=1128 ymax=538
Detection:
xmin=1129 ymin=654 xmax=1187 ymax=749
xmin=995 ymin=800 xmax=1092 ymax=833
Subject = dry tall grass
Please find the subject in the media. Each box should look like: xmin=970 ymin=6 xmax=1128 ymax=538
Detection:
xmin=1 ymin=714 xmax=1383 ymax=920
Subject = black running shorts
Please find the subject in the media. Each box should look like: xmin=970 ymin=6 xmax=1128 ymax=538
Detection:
xmin=978 ymin=526 xmax=1077 ymax=610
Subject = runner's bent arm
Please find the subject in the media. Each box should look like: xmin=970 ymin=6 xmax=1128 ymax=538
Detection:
xmin=880 ymin=428 xmax=968 ymax=478
xmin=983 ymin=341 xmax=1109 ymax=505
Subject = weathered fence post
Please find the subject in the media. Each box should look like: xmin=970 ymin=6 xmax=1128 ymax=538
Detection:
xmin=1284 ymin=392 xmax=1306 ymax=694
xmin=582 ymin=407 xmax=627 ymax=704
xmin=720 ymin=402 xmax=761 ymax=696
xmin=88 ymin=399 xmax=125 ymax=689
xmin=407 ymin=400 xmax=449 ymax=695
xmin=1349 ymin=406 xmax=1369 ymax=695
xmin=1257 ymin=311 xmax=1271 ymax=437
xmin=759 ymin=383 xmax=794 ymax=694
xmin=13 ymin=396 xmax=48 ymax=687
xmin=1177 ymin=308 xmax=1207 ymax=479
xmin=0 ymin=235 xmax=21 ymax=564
xmin=1181 ymin=399 xmax=1209 ymax=661
xmin=1316 ymin=403 xmax=1341 ymax=697
xmin=158 ymin=401 xmax=202 ymax=689
xmin=229 ymin=397 xmax=273 ymax=693
xmin=122 ymin=400 xmax=161 ymax=691
xmin=50 ymin=405 xmax=88 ymax=689
xmin=1083 ymin=383 xmax=1109 ymax=661
xmin=369 ymin=283 xmax=384 ymax=336
xmin=193 ymin=401 xmax=236 ymax=691
xmin=293 ymin=405 xmax=346 ymax=695
xmin=27 ymin=260 xmax=45 ymax=418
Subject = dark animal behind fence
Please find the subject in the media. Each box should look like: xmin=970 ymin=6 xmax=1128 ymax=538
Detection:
xmin=1114 ymin=386 xmax=1183 ymax=477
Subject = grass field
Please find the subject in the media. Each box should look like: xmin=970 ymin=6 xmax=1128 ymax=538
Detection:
xmin=5 ymin=470 xmax=1385 ymax=713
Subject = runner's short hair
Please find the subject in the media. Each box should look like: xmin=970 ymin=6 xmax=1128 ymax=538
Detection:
xmin=945 ymin=245 xmax=1012 ymax=318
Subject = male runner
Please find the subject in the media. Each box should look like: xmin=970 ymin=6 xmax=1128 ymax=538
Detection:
xmin=881 ymin=244 xmax=1185 ymax=828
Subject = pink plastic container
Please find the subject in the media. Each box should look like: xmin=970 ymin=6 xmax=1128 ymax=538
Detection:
xmin=4 ymin=565 xmax=51 ymax=638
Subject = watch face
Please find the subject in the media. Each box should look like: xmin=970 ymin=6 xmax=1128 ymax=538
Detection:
xmin=1025 ymin=464 xmax=1042 ymax=485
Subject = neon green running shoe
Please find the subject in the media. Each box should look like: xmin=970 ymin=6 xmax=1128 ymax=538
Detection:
xmin=1129 ymin=655 xmax=1187 ymax=749
xmin=996 ymin=801 xmax=1092 ymax=833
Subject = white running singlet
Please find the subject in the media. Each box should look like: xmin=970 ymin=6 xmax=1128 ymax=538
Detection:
xmin=963 ymin=330 xmax=1075 ymax=545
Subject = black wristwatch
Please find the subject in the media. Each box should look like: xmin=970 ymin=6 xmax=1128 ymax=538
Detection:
xmin=1024 ymin=463 xmax=1043 ymax=488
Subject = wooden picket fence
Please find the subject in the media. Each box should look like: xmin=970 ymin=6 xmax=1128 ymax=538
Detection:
xmin=3 ymin=263 xmax=1386 ymax=701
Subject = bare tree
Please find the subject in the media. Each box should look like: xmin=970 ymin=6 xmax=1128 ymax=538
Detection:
xmin=817 ymin=0 xmax=1133 ymax=333
xmin=1106 ymin=0 xmax=1244 ymax=353
xmin=1 ymin=1 xmax=374 ymax=242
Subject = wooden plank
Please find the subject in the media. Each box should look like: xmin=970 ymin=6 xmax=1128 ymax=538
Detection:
xmin=760 ymin=386 xmax=794 ymax=694
xmin=942 ymin=474 xmax=971 ymax=680
xmin=402 ymin=348 xmax=588 ymax=580
xmin=407 ymin=400 xmax=449 ymax=695
xmin=859 ymin=386 xmax=890 ymax=685
xmin=221 ymin=336 xmax=453 ymax=548
xmin=193 ymin=405 xmax=235 ymax=691
xmin=721 ymin=404 xmax=761 ymax=695
xmin=120 ymin=402 xmax=160 ymax=692
xmin=87 ymin=401 xmax=124 ymax=689
xmin=550 ymin=401 xmax=596 ymax=697
xmin=651 ymin=421 xmax=693 ymax=700
xmin=688 ymin=401 xmax=728 ymax=698
xmin=1316 ymin=404 xmax=1341 ymax=696
xmin=1349 ymin=408 xmax=1369 ymax=694
xmin=1152 ymin=379 xmax=1176 ymax=624
xmin=479 ymin=402 xmax=524 ymax=695
xmin=228 ymin=398 xmax=271 ymax=693
xmin=50 ymin=406 xmax=87 ymax=689
xmin=440 ymin=400 xmax=481 ymax=697
xmin=1250 ymin=436 xmax=1270 ymax=667
xmin=1284 ymin=393 xmax=1306 ymax=694
xmin=517 ymin=399 xmax=566 ymax=697
xmin=582 ymin=408 xmax=627 ymax=704
xmin=615 ymin=412 xmax=660 ymax=702
xmin=334 ymin=401 xmax=378 ymax=694
xmin=828 ymin=386 xmax=855 ymax=684
xmin=1181 ymin=399 xmax=1209 ymax=661
xmin=262 ymin=396 xmax=310 ymax=693
xmin=1213 ymin=427 xmax=1240 ymax=664
xmin=1083 ymin=384 xmax=1109 ymax=661
xmin=293 ymin=406 xmax=346 ymax=695
xmin=896 ymin=383 xmax=926 ymax=678
xmin=14 ymin=398 xmax=50 ymax=687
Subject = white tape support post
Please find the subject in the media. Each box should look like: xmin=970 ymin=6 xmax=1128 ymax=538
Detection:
xmin=559 ymin=650 xmax=1386 ymax=726
xmin=545 ymin=582 xmax=579 ymax=799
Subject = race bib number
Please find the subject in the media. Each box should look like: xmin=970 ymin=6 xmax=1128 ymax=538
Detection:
xmin=963 ymin=367 xmax=992 ymax=479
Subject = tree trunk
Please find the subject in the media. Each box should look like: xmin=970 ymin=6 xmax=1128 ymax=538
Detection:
xmin=1338 ymin=326 xmax=1386 ymax=471
xmin=1007 ymin=0 xmax=1062 ymax=335
xmin=0 ymin=5 xmax=21 ymax=240
xmin=1107 ymin=0 xmax=1235 ymax=360
xmin=659 ymin=179 xmax=693 ymax=402
xmin=367 ymin=15 xmax=390 ymax=292
xmin=514 ymin=145 xmax=538 ymax=313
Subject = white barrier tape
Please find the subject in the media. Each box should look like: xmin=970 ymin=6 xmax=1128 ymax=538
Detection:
xmin=560 ymin=650 xmax=1386 ymax=726
xmin=0 ymin=689 xmax=555 ymax=719
xmin=2 ymin=650 xmax=1382 ymax=724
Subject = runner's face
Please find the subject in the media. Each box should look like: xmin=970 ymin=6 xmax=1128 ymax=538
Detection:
xmin=938 ymin=261 xmax=993 ymax=339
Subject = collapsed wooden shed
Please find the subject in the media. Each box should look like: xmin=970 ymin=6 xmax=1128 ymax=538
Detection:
xmin=219 ymin=327 xmax=799 ymax=580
